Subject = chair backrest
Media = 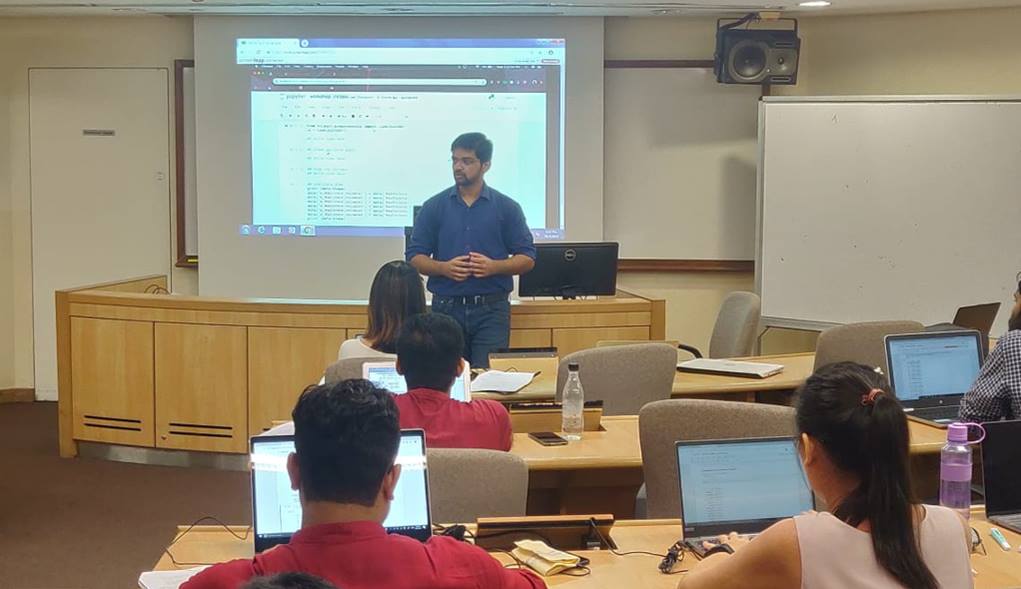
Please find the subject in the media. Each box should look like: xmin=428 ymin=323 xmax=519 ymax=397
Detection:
xmin=426 ymin=449 xmax=528 ymax=523
xmin=708 ymin=291 xmax=762 ymax=359
xmin=639 ymin=399 xmax=796 ymax=519
xmin=813 ymin=320 xmax=924 ymax=371
xmin=556 ymin=343 xmax=677 ymax=416
xmin=323 ymin=357 xmax=379 ymax=384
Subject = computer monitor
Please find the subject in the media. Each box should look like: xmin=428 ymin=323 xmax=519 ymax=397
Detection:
xmin=518 ymin=242 xmax=619 ymax=299
xmin=362 ymin=360 xmax=471 ymax=403
xmin=250 ymin=429 xmax=432 ymax=552
xmin=885 ymin=331 xmax=983 ymax=404
xmin=676 ymin=437 xmax=814 ymax=539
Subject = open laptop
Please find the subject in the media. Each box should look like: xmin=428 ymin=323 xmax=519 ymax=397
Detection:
xmin=362 ymin=360 xmax=472 ymax=403
xmin=250 ymin=429 xmax=432 ymax=552
xmin=927 ymin=303 xmax=1001 ymax=335
xmin=982 ymin=420 xmax=1021 ymax=535
xmin=885 ymin=330 xmax=983 ymax=427
xmin=676 ymin=437 xmax=814 ymax=557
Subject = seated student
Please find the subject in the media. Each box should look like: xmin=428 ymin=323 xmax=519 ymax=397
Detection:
xmin=960 ymin=274 xmax=1021 ymax=422
xmin=677 ymin=362 xmax=972 ymax=589
xmin=338 ymin=260 xmax=427 ymax=359
xmin=242 ymin=573 xmax=337 ymax=589
xmin=394 ymin=312 xmax=512 ymax=451
xmin=182 ymin=380 xmax=543 ymax=589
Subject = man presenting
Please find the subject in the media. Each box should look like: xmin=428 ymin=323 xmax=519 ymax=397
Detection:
xmin=406 ymin=132 xmax=536 ymax=368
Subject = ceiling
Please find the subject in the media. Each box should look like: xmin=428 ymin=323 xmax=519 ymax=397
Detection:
xmin=1 ymin=0 xmax=1020 ymax=17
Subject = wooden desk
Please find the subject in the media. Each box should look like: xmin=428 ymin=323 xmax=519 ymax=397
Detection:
xmin=154 ymin=514 xmax=1021 ymax=588
xmin=56 ymin=276 xmax=664 ymax=457
xmin=508 ymin=416 xmax=952 ymax=518
xmin=477 ymin=352 xmax=817 ymax=404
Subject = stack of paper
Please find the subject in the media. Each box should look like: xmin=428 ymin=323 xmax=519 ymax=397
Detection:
xmin=138 ymin=566 xmax=209 ymax=589
xmin=470 ymin=370 xmax=536 ymax=394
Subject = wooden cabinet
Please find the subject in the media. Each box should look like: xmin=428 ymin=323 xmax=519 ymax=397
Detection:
xmin=248 ymin=327 xmax=346 ymax=435
xmin=154 ymin=323 xmax=248 ymax=453
xmin=56 ymin=277 xmax=665 ymax=457
xmin=70 ymin=317 xmax=155 ymax=447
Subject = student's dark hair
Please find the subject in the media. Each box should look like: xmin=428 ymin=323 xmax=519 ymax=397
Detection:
xmin=451 ymin=132 xmax=493 ymax=163
xmin=796 ymin=362 xmax=937 ymax=589
xmin=396 ymin=312 xmax=464 ymax=392
xmin=291 ymin=379 xmax=400 ymax=506
xmin=242 ymin=573 xmax=339 ymax=589
xmin=364 ymin=260 xmax=427 ymax=354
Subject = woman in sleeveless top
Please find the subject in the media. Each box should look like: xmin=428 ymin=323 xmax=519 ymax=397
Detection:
xmin=677 ymin=362 xmax=973 ymax=589
xmin=337 ymin=261 xmax=426 ymax=359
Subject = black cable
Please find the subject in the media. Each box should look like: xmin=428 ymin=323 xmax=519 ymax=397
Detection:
xmin=584 ymin=518 xmax=687 ymax=575
xmin=163 ymin=516 xmax=251 ymax=567
xmin=719 ymin=12 xmax=759 ymax=31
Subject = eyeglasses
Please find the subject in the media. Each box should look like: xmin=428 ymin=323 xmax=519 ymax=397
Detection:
xmin=451 ymin=157 xmax=479 ymax=167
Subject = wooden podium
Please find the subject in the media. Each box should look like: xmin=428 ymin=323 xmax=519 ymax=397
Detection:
xmin=55 ymin=275 xmax=665 ymax=458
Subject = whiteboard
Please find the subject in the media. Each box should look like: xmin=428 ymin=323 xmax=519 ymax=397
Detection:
xmin=757 ymin=97 xmax=1021 ymax=334
xmin=604 ymin=68 xmax=760 ymax=260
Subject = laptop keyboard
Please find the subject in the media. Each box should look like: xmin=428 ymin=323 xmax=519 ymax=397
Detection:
xmin=910 ymin=406 xmax=960 ymax=423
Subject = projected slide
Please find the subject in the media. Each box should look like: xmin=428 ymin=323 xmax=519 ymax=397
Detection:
xmin=236 ymin=38 xmax=565 ymax=239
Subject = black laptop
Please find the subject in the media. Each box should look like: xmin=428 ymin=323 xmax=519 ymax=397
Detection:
xmin=250 ymin=429 xmax=432 ymax=552
xmin=885 ymin=330 xmax=984 ymax=427
xmin=982 ymin=420 xmax=1021 ymax=535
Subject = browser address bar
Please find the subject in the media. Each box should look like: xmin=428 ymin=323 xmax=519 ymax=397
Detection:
xmin=272 ymin=78 xmax=488 ymax=87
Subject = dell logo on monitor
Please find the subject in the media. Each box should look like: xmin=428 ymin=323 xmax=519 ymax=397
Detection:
xmin=564 ymin=249 xmax=577 ymax=262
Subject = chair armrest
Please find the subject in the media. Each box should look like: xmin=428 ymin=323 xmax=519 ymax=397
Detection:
xmin=677 ymin=344 xmax=703 ymax=359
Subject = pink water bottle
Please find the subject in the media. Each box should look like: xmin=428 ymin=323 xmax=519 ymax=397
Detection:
xmin=939 ymin=422 xmax=985 ymax=520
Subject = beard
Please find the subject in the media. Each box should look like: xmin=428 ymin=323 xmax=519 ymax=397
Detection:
xmin=1009 ymin=306 xmax=1021 ymax=332
xmin=454 ymin=171 xmax=479 ymax=186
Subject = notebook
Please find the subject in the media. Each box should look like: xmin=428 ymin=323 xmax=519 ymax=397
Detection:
xmin=250 ymin=429 xmax=432 ymax=552
xmin=676 ymin=437 xmax=814 ymax=556
xmin=885 ymin=330 xmax=983 ymax=427
xmin=362 ymin=360 xmax=472 ymax=402
xmin=678 ymin=358 xmax=784 ymax=379
xmin=982 ymin=420 xmax=1021 ymax=535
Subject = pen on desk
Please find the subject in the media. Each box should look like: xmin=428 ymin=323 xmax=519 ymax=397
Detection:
xmin=990 ymin=528 xmax=1011 ymax=551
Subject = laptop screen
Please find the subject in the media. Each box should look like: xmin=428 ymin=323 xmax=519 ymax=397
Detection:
xmin=677 ymin=438 xmax=814 ymax=537
xmin=362 ymin=361 xmax=471 ymax=403
xmin=982 ymin=420 xmax=1021 ymax=517
xmin=886 ymin=332 xmax=982 ymax=401
xmin=250 ymin=429 xmax=432 ymax=551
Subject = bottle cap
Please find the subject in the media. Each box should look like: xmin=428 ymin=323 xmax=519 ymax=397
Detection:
xmin=947 ymin=422 xmax=969 ymax=443
xmin=568 ymin=362 xmax=579 ymax=371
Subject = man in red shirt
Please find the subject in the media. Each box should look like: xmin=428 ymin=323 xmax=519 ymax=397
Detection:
xmin=181 ymin=380 xmax=543 ymax=589
xmin=395 ymin=313 xmax=513 ymax=450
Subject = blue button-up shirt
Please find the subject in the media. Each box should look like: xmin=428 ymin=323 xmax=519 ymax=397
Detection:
xmin=405 ymin=184 xmax=536 ymax=296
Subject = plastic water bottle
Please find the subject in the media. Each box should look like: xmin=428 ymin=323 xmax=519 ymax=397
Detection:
xmin=939 ymin=423 xmax=975 ymax=520
xmin=561 ymin=362 xmax=584 ymax=441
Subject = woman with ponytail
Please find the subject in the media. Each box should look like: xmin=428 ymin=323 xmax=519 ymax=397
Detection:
xmin=678 ymin=362 xmax=973 ymax=589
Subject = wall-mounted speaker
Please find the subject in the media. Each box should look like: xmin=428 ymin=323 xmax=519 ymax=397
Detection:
xmin=715 ymin=19 xmax=801 ymax=85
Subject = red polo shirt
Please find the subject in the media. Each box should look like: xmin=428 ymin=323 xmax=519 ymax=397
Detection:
xmin=180 ymin=521 xmax=544 ymax=589
xmin=394 ymin=388 xmax=513 ymax=451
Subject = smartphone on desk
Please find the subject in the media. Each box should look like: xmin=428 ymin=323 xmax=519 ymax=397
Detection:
xmin=528 ymin=431 xmax=568 ymax=446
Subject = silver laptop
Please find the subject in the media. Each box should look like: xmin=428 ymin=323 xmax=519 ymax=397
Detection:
xmin=885 ymin=330 xmax=983 ymax=427
xmin=676 ymin=437 xmax=814 ymax=557
xmin=250 ymin=429 xmax=432 ymax=552
xmin=362 ymin=360 xmax=472 ymax=403
xmin=982 ymin=420 xmax=1021 ymax=535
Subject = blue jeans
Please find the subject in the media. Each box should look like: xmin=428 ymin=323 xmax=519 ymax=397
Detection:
xmin=432 ymin=298 xmax=510 ymax=369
